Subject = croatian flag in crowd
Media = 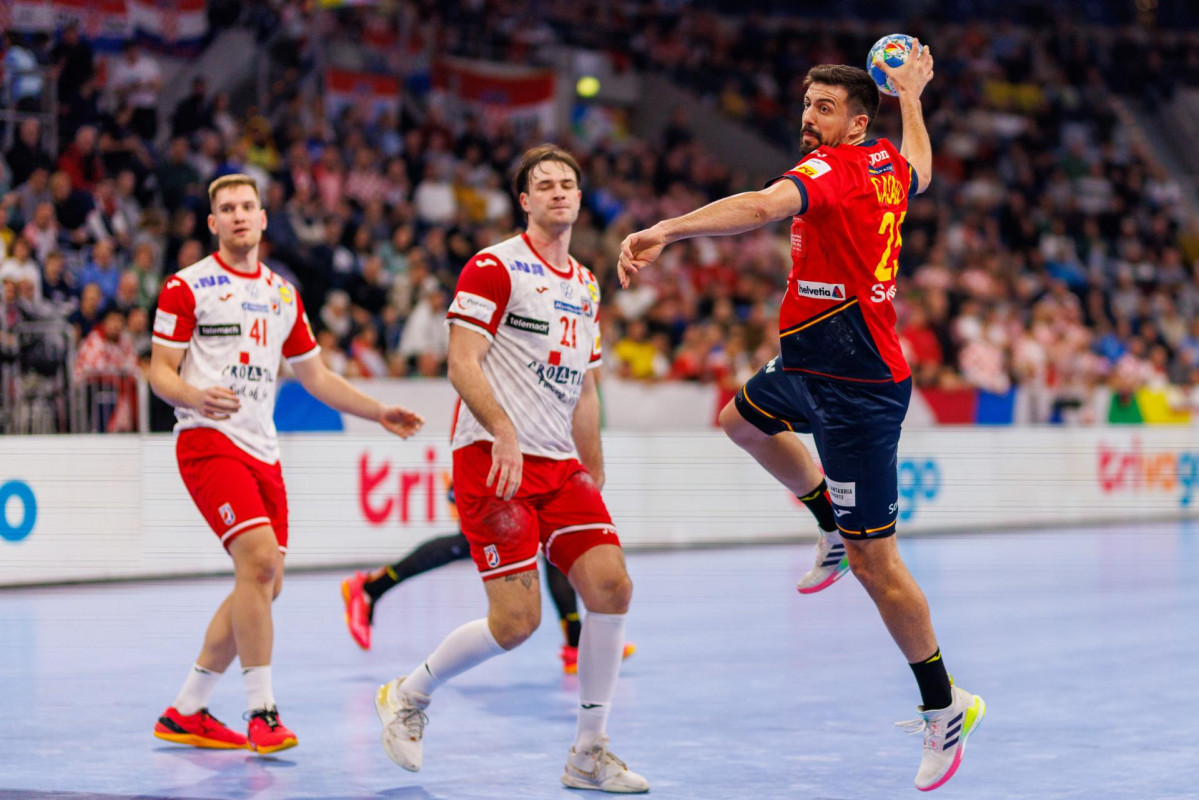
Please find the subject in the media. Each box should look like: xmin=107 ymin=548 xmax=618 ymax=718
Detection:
xmin=431 ymin=57 xmax=557 ymax=136
xmin=324 ymin=68 xmax=402 ymax=124
xmin=8 ymin=0 xmax=208 ymax=56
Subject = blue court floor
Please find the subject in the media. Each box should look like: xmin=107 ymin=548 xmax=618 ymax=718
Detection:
xmin=2 ymin=522 xmax=1198 ymax=800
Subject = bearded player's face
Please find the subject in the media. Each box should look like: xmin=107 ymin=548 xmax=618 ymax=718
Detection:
xmin=800 ymin=83 xmax=861 ymax=156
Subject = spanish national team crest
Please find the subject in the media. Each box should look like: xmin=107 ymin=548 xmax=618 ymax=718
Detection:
xmin=484 ymin=544 xmax=500 ymax=568
xmin=219 ymin=503 xmax=236 ymax=526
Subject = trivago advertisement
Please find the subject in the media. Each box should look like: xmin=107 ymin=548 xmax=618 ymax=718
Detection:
xmin=1 ymin=426 xmax=1196 ymax=586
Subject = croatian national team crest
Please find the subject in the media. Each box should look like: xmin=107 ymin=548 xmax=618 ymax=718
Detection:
xmin=484 ymin=544 xmax=500 ymax=568
xmin=219 ymin=503 xmax=236 ymax=526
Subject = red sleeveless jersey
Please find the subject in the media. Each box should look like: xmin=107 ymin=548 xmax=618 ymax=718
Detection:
xmin=773 ymin=138 xmax=916 ymax=383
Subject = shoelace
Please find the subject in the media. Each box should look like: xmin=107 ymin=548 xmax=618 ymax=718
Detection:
xmin=895 ymin=715 xmax=943 ymax=750
xmin=245 ymin=707 xmax=282 ymax=729
xmin=197 ymin=708 xmax=228 ymax=734
xmin=395 ymin=705 xmax=429 ymax=740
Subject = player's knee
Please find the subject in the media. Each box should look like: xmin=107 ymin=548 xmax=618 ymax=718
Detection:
xmin=584 ymin=572 xmax=633 ymax=614
xmin=237 ymin=547 xmax=280 ymax=587
xmin=845 ymin=541 xmax=896 ymax=593
xmin=719 ymin=401 xmax=761 ymax=447
xmin=490 ymin=604 xmax=541 ymax=649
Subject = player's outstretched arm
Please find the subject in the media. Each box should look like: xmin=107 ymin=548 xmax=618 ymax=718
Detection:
xmin=878 ymin=38 xmax=935 ymax=194
xmin=447 ymin=325 xmax=523 ymax=500
xmin=290 ymin=356 xmax=424 ymax=438
xmin=149 ymin=342 xmax=240 ymax=420
xmin=572 ymin=371 xmax=604 ymax=490
xmin=617 ymin=179 xmax=803 ymax=288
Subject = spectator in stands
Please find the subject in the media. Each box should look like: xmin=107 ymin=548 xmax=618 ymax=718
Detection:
xmin=320 ymin=290 xmax=353 ymax=346
xmin=40 ymin=251 xmax=76 ymax=314
xmin=50 ymin=171 xmax=93 ymax=247
xmin=395 ymin=283 xmax=448 ymax=377
xmin=112 ymin=270 xmax=142 ymax=315
xmin=22 ymin=202 xmax=59 ymax=264
xmin=348 ymin=324 xmax=388 ymax=378
xmin=156 ymin=138 xmax=202 ymax=213
xmin=108 ymin=41 xmax=162 ymax=141
xmin=613 ymin=319 xmax=659 ymax=380
xmin=77 ymin=240 xmax=122 ymax=303
xmin=6 ymin=119 xmax=53 ymax=188
xmin=0 ymin=238 xmax=42 ymax=302
xmin=74 ymin=306 xmax=138 ymax=432
xmin=68 ymin=282 xmax=104 ymax=340
xmin=171 ymin=76 xmax=214 ymax=139
xmin=2 ymin=31 xmax=44 ymax=113
xmin=50 ymin=23 xmax=95 ymax=105
xmin=413 ymin=162 xmax=456 ymax=226
xmin=57 ymin=125 xmax=105 ymax=192
xmin=98 ymin=102 xmax=153 ymax=179
xmin=86 ymin=179 xmax=133 ymax=249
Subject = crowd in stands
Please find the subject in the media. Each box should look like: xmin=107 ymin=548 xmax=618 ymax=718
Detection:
xmin=3 ymin=2 xmax=1199 ymax=430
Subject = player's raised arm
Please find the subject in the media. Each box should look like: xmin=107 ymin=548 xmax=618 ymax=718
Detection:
xmin=878 ymin=38 xmax=934 ymax=194
xmin=446 ymin=324 xmax=523 ymax=500
xmin=289 ymin=355 xmax=423 ymax=438
xmin=617 ymin=178 xmax=804 ymax=288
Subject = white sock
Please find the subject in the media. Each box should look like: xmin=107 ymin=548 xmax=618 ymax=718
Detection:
xmin=402 ymin=618 xmax=505 ymax=697
xmin=575 ymin=611 xmax=626 ymax=750
xmin=173 ymin=663 xmax=222 ymax=715
xmin=242 ymin=665 xmax=275 ymax=712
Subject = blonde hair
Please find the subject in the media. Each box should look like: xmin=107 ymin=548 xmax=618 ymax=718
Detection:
xmin=208 ymin=174 xmax=260 ymax=206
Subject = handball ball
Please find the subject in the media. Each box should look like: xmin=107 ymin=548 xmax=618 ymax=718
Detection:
xmin=868 ymin=33 xmax=916 ymax=97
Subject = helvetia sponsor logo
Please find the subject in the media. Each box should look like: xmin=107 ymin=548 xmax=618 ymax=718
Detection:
xmin=794 ymin=280 xmax=846 ymax=301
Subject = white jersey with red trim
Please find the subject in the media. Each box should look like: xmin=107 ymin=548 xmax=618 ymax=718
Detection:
xmin=152 ymin=254 xmax=319 ymax=464
xmin=447 ymin=233 xmax=602 ymax=459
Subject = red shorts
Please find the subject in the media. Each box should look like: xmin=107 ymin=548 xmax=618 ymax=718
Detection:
xmin=452 ymin=441 xmax=620 ymax=581
xmin=176 ymin=427 xmax=289 ymax=552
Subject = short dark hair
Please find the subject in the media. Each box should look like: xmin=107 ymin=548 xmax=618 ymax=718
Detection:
xmin=512 ymin=144 xmax=582 ymax=196
xmin=803 ymin=65 xmax=880 ymax=126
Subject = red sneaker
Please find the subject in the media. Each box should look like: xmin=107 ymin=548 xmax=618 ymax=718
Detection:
xmin=246 ymin=706 xmax=297 ymax=754
xmin=154 ymin=706 xmax=247 ymax=749
xmin=341 ymin=571 xmax=372 ymax=650
xmin=560 ymin=643 xmax=637 ymax=675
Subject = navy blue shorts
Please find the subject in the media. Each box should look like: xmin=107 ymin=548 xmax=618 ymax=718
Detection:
xmin=733 ymin=358 xmax=912 ymax=539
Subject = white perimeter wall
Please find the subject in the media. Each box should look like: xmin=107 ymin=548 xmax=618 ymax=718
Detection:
xmin=3 ymin=425 xmax=1197 ymax=586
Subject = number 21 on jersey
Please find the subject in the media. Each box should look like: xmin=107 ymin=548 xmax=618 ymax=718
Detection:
xmin=559 ymin=316 xmax=577 ymax=348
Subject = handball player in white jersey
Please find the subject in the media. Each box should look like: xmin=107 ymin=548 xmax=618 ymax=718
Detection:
xmin=148 ymin=174 xmax=423 ymax=754
xmin=373 ymin=145 xmax=648 ymax=793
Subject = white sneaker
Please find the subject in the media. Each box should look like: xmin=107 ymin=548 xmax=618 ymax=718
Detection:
xmin=796 ymin=530 xmax=850 ymax=594
xmin=896 ymin=685 xmax=986 ymax=792
xmin=561 ymin=735 xmax=649 ymax=793
xmin=375 ymin=676 xmax=430 ymax=772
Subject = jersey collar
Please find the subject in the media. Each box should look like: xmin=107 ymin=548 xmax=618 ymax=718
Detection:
xmin=520 ymin=232 xmax=575 ymax=279
xmin=212 ymin=251 xmax=262 ymax=279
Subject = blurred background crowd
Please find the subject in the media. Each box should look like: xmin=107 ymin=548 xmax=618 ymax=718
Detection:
xmin=3 ymin=0 xmax=1199 ymax=432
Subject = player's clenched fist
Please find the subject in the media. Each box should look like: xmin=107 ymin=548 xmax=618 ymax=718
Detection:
xmin=379 ymin=405 xmax=425 ymax=438
xmin=617 ymin=226 xmax=667 ymax=288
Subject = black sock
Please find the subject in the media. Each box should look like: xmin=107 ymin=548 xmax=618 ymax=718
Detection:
xmin=560 ymin=614 xmax=582 ymax=649
xmin=909 ymin=649 xmax=953 ymax=710
xmin=364 ymin=532 xmax=472 ymax=604
xmin=543 ymin=559 xmax=581 ymax=647
xmin=797 ymin=480 xmax=837 ymax=532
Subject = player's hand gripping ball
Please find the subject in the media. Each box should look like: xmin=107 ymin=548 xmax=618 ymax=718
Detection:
xmin=868 ymin=33 xmax=918 ymax=97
